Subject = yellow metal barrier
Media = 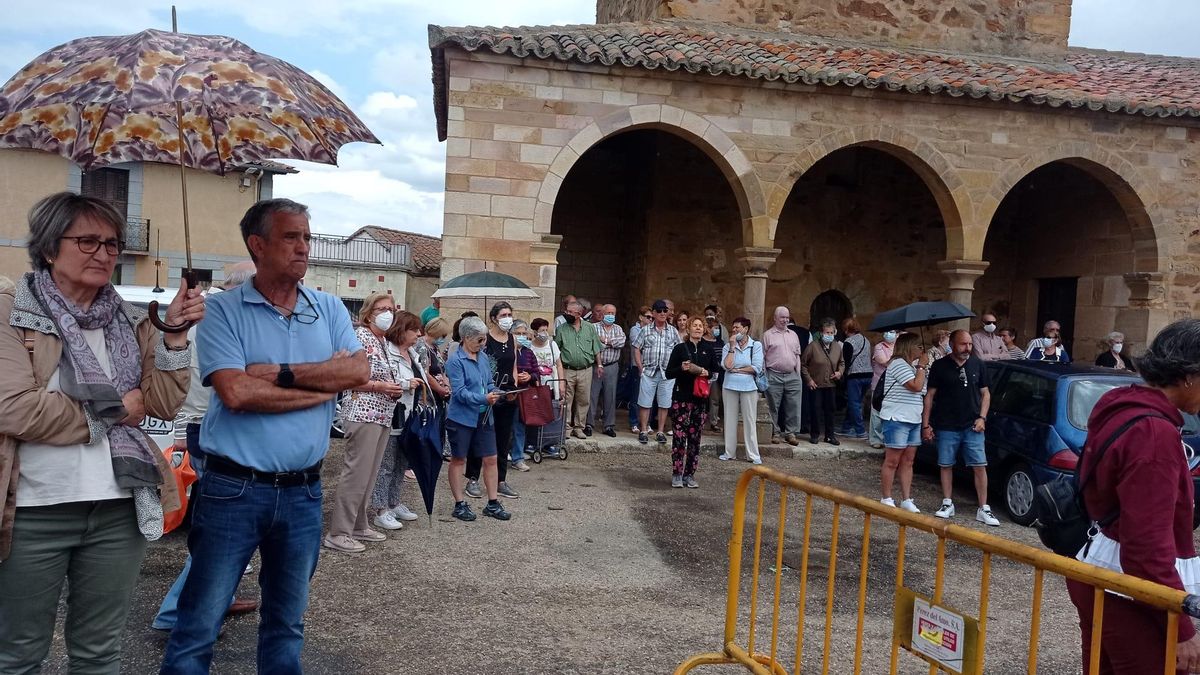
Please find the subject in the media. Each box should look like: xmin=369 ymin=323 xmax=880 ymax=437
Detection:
xmin=676 ymin=465 xmax=1199 ymax=675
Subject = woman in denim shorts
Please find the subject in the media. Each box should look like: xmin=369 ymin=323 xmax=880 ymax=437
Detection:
xmin=878 ymin=333 xmax=929 ymax=512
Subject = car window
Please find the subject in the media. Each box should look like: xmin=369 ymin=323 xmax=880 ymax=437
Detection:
xmin=991 ymin=370 xmax=1054 ymax=423
xmin=1067 ymin=380 xmax=1124 ymax=431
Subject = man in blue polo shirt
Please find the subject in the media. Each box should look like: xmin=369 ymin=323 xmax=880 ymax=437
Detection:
xmin=162 ymin=199 xmax=368 ymax=674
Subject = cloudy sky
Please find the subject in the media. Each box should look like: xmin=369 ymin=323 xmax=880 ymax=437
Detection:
xmin=2 ymin=0 xmax=1196 ymax=238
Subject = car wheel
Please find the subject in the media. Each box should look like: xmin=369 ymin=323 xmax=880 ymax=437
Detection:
xmin=1003 ymin=462 xmax=1037 ymax=526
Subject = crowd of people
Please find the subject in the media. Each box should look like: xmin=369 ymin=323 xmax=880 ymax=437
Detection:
xmin=1 ymin=191 xmax=1194 ymax=673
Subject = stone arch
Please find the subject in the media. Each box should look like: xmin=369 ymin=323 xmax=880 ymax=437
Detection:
xmin=978 ymin=143 xmax=1162 ymax=273
xmin=534 ymin=104 xmax=769 ymax=248
xmin=767 ymin=125 xmax=971 ymax=260
xmin=809 ymin=289 xmax=854 ymax=332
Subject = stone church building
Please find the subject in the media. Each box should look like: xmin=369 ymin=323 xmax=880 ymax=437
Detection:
xmin=429 ymin=0 xmax=1199 ymax=356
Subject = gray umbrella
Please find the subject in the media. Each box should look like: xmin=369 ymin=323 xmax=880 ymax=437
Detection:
xmin=431 ymin=271 xmax=539 ymax=301
xmin=867 ymin=301 xmax=975 ymax=332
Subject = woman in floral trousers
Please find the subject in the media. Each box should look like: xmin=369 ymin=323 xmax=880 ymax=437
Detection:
xmin=665 ymin=317 xmax=718 ymax=489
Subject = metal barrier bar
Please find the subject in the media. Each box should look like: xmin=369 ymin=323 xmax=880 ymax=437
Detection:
xmin=747 ymin=479 xmax=767 ymax=656
xmin=768 ymin=488 xmax=789 ymax=668
xmin=678 ymin=466 xmax=1198 ymax=675
xmin=976 ymin=552 xmax=992 ymax=673
xmin=852 ymin=514 xmax=872 ymax=675
xmin=928 ymin=537 xmax=947 ymax=675
xmin=793 ymin=494 xmax=813 ymax=675
xmin=821 ymin=503 xmax=841 ymax=675
xmin=889 ymin=524 xmax=907 ymax=675
xmin=1028 ymin=568 xmax=1044 ymax=674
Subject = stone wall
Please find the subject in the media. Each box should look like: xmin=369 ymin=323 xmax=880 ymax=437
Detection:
xmin=595 ymin=0 xmax=1073 ymax=57
xmin=438 ymin=48 xmax=1200 ymax=351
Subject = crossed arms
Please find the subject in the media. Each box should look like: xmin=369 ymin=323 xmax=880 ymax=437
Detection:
xmin=210 ymin=350 xmax=369 ymax=413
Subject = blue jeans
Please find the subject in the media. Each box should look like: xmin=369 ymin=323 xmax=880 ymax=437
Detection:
xmin=841 ymin=378 xmax=870 ymax=435
xmin=935 ymin=428 xmax=987 ymax=467
xmin=160 ymin=469 xmax=323 ymax=675
xmin=511 ymin=422 xmax=527 ymax=462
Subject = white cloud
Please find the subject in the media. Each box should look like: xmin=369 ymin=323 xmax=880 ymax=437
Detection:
xmin=277 ymin=164 xmax=443 ymax=237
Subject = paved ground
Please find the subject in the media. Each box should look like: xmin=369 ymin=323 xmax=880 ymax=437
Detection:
xmin=40 ymin=432 xmax=1088 ymax=674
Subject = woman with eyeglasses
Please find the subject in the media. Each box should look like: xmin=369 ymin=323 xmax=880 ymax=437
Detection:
xmin=324 ymin=292 xmax=410 ymax=553
xmin=0 ymin=192 xmax=202 ymax=671
xmin=463 ymin=302 xmax=524 ymax=501
xmin=1096 ymin=331 xmax=1135 ymax=371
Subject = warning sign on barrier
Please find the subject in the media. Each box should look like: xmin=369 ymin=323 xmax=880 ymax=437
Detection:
xmin=893 ymin=587 xmax=980 ymax=674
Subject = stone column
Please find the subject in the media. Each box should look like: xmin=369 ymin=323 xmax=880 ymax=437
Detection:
xmin=736 ymin=246 xmax=781 ymax=337
xmin=1120 ymin=272 xmax=1168 ymax=352
xmin=937 ymin=259 xmax=990 ymax=331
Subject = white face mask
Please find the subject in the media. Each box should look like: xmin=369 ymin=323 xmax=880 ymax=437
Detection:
xmin=1112 ymin=343 xmax=1124 ymax=354
xmin=373 ymin=310 xmax=394 ymax=332
xmin=982 ymin=323 xmax=997 ymax=333
xmin=883 ymin=331 xmax=898 ymax=344
xmin=498 ymin=316 xmax=514 ymax=332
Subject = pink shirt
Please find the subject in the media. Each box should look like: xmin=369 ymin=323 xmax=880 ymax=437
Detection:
xmin=761 ymin=326 xmax=802 ymax=374
xmin=871 ymin=341 xmax=894 ymax=388
xmin=972 ymin=330 xmax=1007 ymax=361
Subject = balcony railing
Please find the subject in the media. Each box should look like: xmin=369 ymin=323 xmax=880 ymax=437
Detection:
xmin=308 ymin=233 xmax=410 ymax=269
xmin=125 ymin=217 xmax=150 ymax=253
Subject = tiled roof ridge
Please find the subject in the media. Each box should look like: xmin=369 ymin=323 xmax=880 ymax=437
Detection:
xmin=429 ymin=20 xmax=1200 ymax=141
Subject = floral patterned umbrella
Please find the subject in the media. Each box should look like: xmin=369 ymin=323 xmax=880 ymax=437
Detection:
xmin=0 ymin=26 xmax=379 ymax=331
xmin=0 ymin=28 xmax=378 ymax=171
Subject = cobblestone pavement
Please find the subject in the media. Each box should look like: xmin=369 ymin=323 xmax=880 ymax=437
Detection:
xmin=39 ymin=438 xmax=1089 ymax=674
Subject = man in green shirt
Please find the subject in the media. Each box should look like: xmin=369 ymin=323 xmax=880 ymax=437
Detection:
xmin=555 ymin=300 xmax=603 ymax=439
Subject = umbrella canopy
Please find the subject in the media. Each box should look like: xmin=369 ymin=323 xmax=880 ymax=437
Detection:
xmin=400 ymin=390 xmax=445 ymax=525
xmin=868 ymin=301 xmax=975 ymax=332
xmin=0 ymin=28 xmax=379 ymax=171
xmin=432 ymin=271 xmax=539 ymax=300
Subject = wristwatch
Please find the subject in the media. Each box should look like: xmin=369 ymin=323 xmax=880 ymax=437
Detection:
xmin=276 ymin=363 xmax=295 ymax=388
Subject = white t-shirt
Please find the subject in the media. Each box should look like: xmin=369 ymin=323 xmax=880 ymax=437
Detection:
xmin=880 ymin=359 xmax=926 ymax=424
xmin=531 ymin=340 xmax=561 ymax=397
xmin=17 ymin=328 xmax=129 ymax=506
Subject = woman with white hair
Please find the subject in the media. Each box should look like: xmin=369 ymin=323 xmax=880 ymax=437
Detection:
xmin=1095 ymin=331 xmax=1135 ymax=371
xmin=445 ymin=316 xmax=511 ymax=522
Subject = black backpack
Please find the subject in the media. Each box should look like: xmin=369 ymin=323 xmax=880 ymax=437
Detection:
xmin=871 ymin=365 xmax=900 ymax=412
xmin=1033 ymin=413 xmax=1168 ymax=556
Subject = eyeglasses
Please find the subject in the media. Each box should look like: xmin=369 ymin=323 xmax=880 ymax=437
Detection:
xmin=62 ymin=236 xmax=123 ymax=256
xmin=642 ymin=314 xmax=652 ymax=320
xmin=1047 ymin=328 xmax=1061 ymax=333
xmin=287 ymin=289 xmax=321 ymax=325
xmin=983 ymin=321 xmax=996 ymax=326
xmin=654 ymin=309 xmax=668 ymax=314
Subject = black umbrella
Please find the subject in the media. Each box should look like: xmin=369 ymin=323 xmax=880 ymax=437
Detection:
xmin=400 ymin=387 xmax=445 ymax=526
xmin=868 ymin=301 xmax=975 ymax=332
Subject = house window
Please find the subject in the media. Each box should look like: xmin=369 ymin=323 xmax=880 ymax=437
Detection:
xmin=81 ymin=168 xmax=129 ymax=218
xmin=348 ymin=279 xmax=357 ymax=288
xmin=378 ymin=275 xmax=385 ymax=282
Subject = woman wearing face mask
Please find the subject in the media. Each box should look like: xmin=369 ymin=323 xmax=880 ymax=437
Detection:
xmin=369 ymin=310 xmax=427 ymax=531
xmin=717 ymin=318 xmax=764 ymax=465
xmin=879 ymin=333 xmax=929 ymax=512
xmin=665 ymin=317 xmax=717 ymax=488
xmin=528 ymin=318 xmax=567 ymax=459
xmin=701 ymin=314 xmax=724 ymax=434
xmin=869 ymin=330 xmax=899 ymax=449
xmin=929 ymin=330 xmax=951 ymax=361
xmin=840 ymin=319 xmax=872 ymax=439
xmin=324 ymin=293 xmax=405 ymax=553
xmin=801 ymin=318 xmax=846 ymax=445
xmin=1096 ymin=331 xmax=1135 ymax=371
xmin=464 ymin=302 xmax=524 ymax=501
xmin=509 ymin=320 xmax=540 ymax=471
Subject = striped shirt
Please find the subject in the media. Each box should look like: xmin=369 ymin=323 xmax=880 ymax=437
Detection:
xmin=880 ymin=359 xmax=926 ymax=424
xmin=594 ymin=322 xmax=626 ymax=365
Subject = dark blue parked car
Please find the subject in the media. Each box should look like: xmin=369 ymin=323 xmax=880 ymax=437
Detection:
xmin=918 ymin=360 xmax=1200 ymax=526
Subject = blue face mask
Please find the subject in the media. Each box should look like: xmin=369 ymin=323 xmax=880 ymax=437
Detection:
xmin=883 ymin=331 xmax=898 ymax=344
xmin=821 ymin=334 xmax=835 ymax=344
xmin=516 ymin=336 xmax=533 ymax=349
xmin=434 ymin=337 xmax=446 ymax=347
xmin=602 ymin=314 xmax=616 ymax=325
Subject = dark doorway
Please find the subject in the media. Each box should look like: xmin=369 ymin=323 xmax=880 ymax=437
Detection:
xmin=1036 ymin=277 xmax=1078 ymax=353
xmin=809 ymin=289 xmax=853 ymax=334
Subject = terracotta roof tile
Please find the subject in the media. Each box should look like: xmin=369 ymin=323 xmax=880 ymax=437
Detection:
xmin=429 ymin=20 xmax=1200 ymax=140
xmin=350 ymin=226 xmax=442 ymax=275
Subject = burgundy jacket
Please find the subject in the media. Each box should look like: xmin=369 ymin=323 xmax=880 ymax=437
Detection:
xmin=1082 ymin=385 xmax=1196 ymax=641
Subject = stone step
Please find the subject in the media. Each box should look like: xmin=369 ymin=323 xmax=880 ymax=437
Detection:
xmin=542 ymin=429 xmax=885 ymax=461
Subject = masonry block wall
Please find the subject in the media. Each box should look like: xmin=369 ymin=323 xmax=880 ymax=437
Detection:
xmin=439 ymin=47 xmax=1200 ymax=352
xmin=596 ymin=0 xmax=1073 ymax=57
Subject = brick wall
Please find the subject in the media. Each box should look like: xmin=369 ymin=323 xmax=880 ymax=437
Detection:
xmin=596 ymin=0 xmax=1073 ymax=57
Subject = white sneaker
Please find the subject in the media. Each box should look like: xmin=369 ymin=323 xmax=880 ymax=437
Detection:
xmin=900 ymin=499 xmax=921 ymax=513
xmin=880 ymin=497 xmax=896 ymax=507
xmin=390 ymin=504 xmax=419 ymax=522
xmin=750 ymin=459 xmax=763 ymax=465
xmin=373 ymin=512 xmax=403 ymax=530
xmin=934 ymin=500 xmax=955 ymax=519
xmin=977 ymin=506 xmax=1000 ymax=527
xmin=717 ymin=454 xmax=734 ymax=461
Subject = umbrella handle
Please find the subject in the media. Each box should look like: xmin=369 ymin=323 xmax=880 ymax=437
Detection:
xmin=148 ymin=269 xmax=197 ymax=334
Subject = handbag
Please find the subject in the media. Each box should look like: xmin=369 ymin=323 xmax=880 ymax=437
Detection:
xmin=752 ymin=341 xmax=769 ymax=393
xmin=519 ymin=383 xmax=556 ymax=426
xmin=1033 ymin=413 xmax=1166 ymax=556
xmin=693 ymin=376 xmax=711 ymax=398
